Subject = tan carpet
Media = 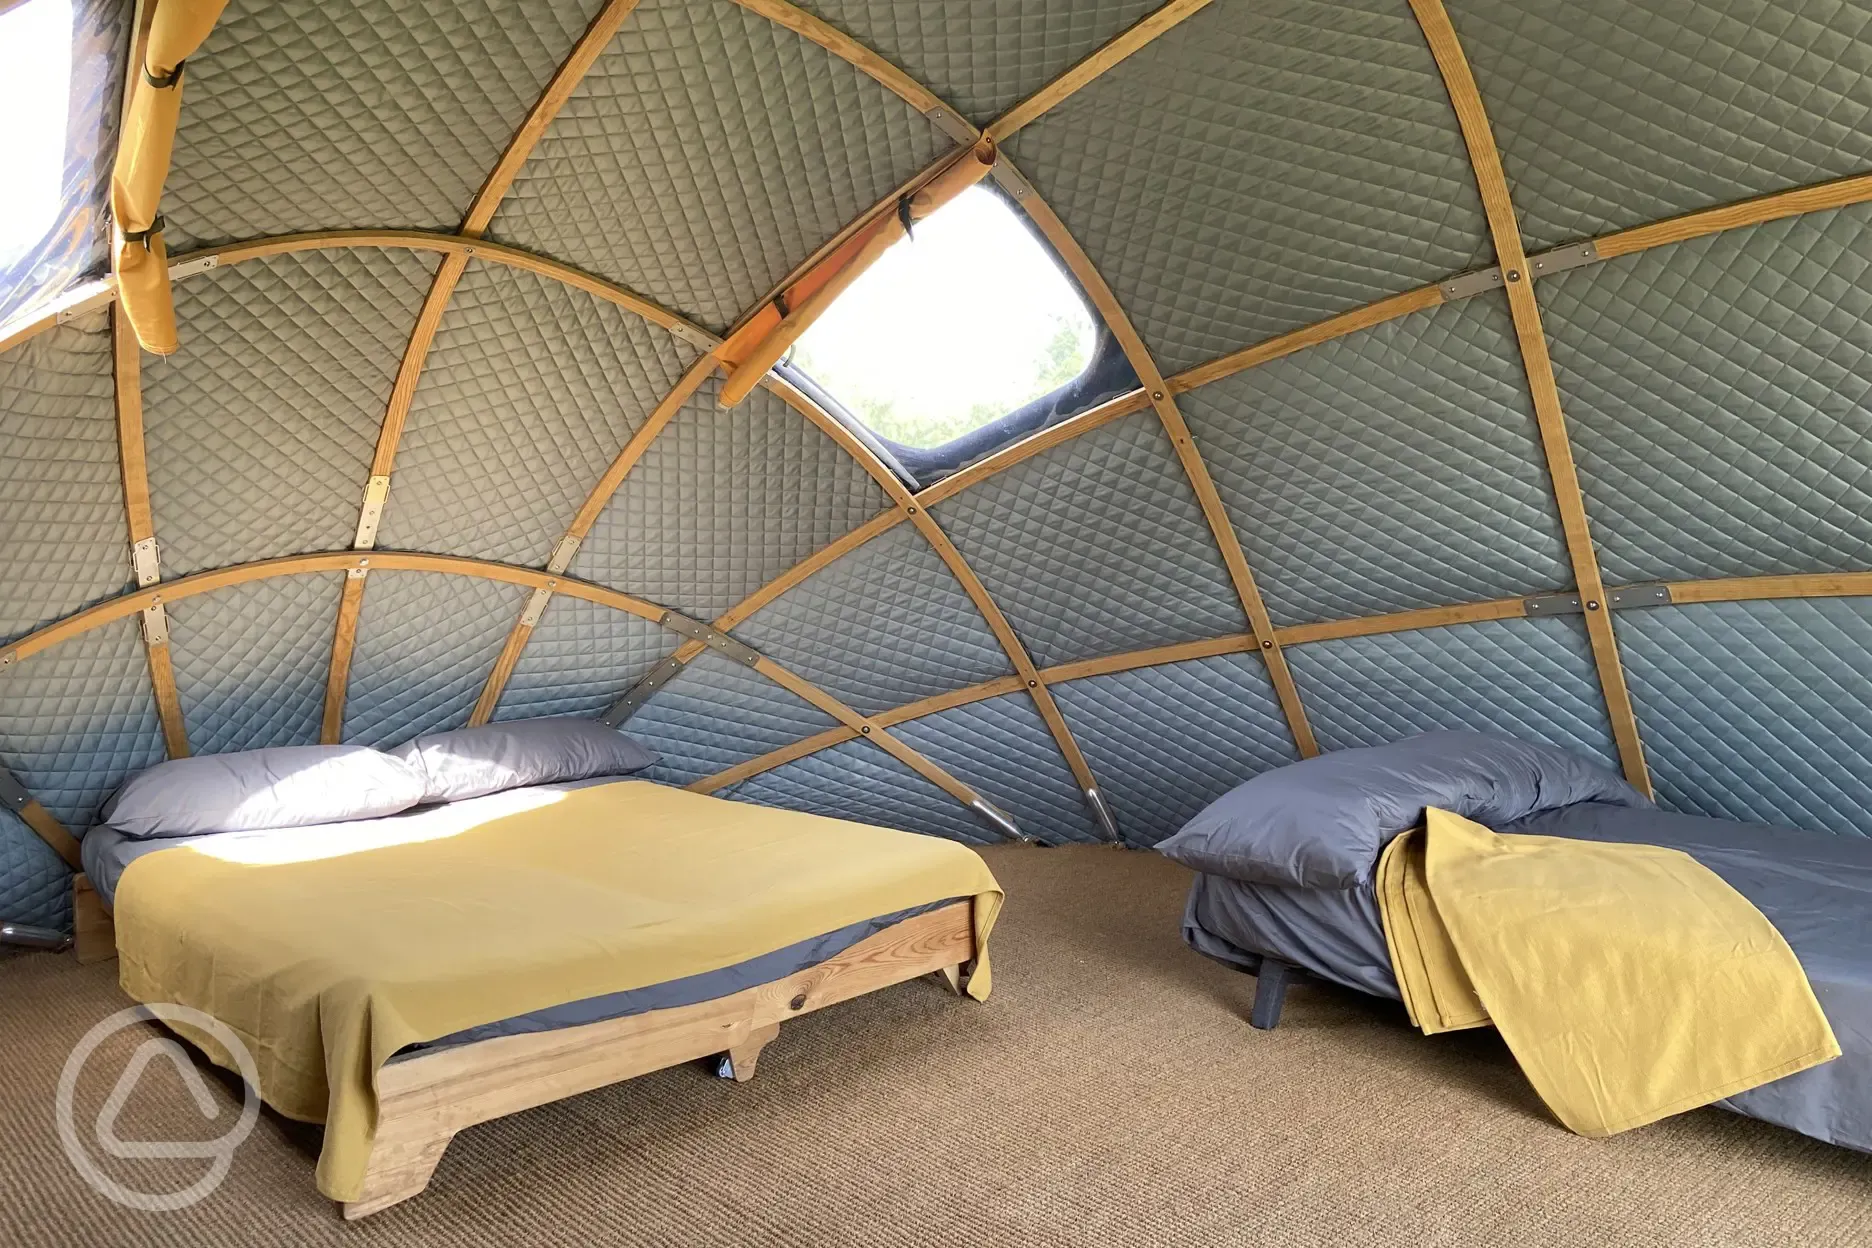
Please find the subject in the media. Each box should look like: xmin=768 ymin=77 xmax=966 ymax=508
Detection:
xmin=2 ymin=844 xmax=1867 ymax=1247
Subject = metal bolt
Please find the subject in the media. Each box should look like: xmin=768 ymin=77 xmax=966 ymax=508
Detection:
xmin=1151 ymin=390 xmax=1164 ymax=400
xmin=1027 ymin=679 xmax=1038 ymax=688
xmin=1261 ymin=639 xmax=1273 ymax=650
xmin=860 ymin=724 xmax=871 ymax=734
xmin=906 ymin=505 xmax=917 ymax=514
xmin=1506 ymin=269 xmax=1522 ymax=282
xmin=1586 ymin=600 xmax=1601 ymax=610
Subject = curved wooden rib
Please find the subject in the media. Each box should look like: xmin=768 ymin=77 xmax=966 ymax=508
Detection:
xmin=1014 ymin=172 xmax=1320 ymax=758
xmin=1410 ymin=0 xmax=1650 ymax=794
xmin=1594 ymin=170 xmax=1872 ymax=262
xmin=1664 ymin=573 xmax=1872 ymax=605
xmin=985 ymin=0 xmax=1215 ymax=144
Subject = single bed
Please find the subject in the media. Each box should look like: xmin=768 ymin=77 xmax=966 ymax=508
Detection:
xmin=79 ymin=778 xmax=1003 ymax=1218
xmin=1169 ymin=735 xmax=1872 ymax=1156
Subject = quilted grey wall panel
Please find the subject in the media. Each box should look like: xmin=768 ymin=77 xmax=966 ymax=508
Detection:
xmin=492 ymin=595 xmax=672 ymax=722
xmin=1620 ymin=598 xmax=1872 ymax=838
xmin=1286 ymin=617 xmax=1619 ymax=770
xmin=892 ymin=694 xmax=1098 ymax=844
xmin=732 ymin=738 xmax=993 ymax=845
xmin=341 ymin=571 xmax=529 ymax=748
xmin=1543 ymin=204 xmax=1872 ymax=585
xmin=0 ymin=312 xmax=130 ymax=643
xmin=933 ymin=412 xmax=1246 ymax=666
xmin=165 ymin=574 xmax=344 ymax=755
xmin=1450 ymin=0 xmax=1872 ymax=253
xmin=1004 ymin=0 xmax=1490 ymax=374
xmin=623 ymin=650 xmax=839 ymax=788
xmin=490 ymin=0 xmax=948 ymax=330
xmin=377 ymin=262 xmax=701 ymax=566
xmin=0 ymin=811 xmax=69 ymax=930
xmin=163 ymin=0 xmax=607 ymax=251
xmin=1181 ymin=292 xmax=1570 ymax=626
xmin=572 ymin=375 xmax=888 ymax=621
xmin=147 ymin=250 xmax=439 ymax=576
xmin=791 ymin=1 xmax=1160 ymax=123
xmin=731 ymin=523 xmax=1011 ymax=716
xmin=1050 ymin=653 xmax=1300 ymax=847
xmin=0 ymin=621 xmax=165 ymax=828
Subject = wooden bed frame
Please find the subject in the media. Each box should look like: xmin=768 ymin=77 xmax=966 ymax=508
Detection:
xmin=69 ymin=877 xmax=977 ymax=1221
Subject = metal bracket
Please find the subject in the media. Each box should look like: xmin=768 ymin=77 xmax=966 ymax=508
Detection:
xmin=1083 ymin=787 xmax=1121 ymax=843
xmin=140 ymin=602 xmax=170 ymax=646
xmin=519 ymin=585 xmax=555 ymax=628
xmin=346 ymin=556 xmax=372 ymax=581
xmin=546 ymin=533 xmax=583 ymax=575
xmin=130 ymin=536 xmax=161 ymax=588
xmin=989 ymin=161 xmax=1036 ymax=203
xmin=599 ymin=656 xmax=688 ymax=726
xmin=1528 ymin=240 xmax=1600 ymax=279
xmin=969 ymin=798 xmax=1029 ymax=843
xmin=924 ymin=106 xmax=979 ymax=146
xmin=1607 ymin=583 xmax=1672 ymax=610
xmin=671 ymin=322 xmax=718 ymax=352
xmin=659 ymin=612 xmax=761 ymax=668
xmin=0 ymin=766 xmax=33 ymax=813
xmin=1522 ymin=591 xmax=1585 ymax=617
xmin=1440 ymin=265 xmax=1505 ymax=301
xmin=353 ymin=475 xmax=392 ymax=549
xmin=167 ymin=254 xmax=220 ymax=281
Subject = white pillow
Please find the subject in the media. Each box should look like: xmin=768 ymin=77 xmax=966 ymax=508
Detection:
xmin=392 ymin=717 xmax=659 ymax=803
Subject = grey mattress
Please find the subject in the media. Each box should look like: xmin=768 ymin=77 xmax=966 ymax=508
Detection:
xmin=80 ymin=779 xmax=958 ymax=1056
xmin=1184 ymin=801 xmax=1872 ymax=1155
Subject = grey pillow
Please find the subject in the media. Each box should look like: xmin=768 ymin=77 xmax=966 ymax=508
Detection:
xmin=1155 ymin=731 xmax=1650 ymax=890
xmin=101 ymin=745 xmax=427 ymax=840
xmin=392 ymin=717 xmax=659 ymax=803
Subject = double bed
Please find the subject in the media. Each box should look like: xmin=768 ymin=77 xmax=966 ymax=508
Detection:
xmin=79 ymin=773 xmax=1002 ymax=1218
xmin=1168 ymin=733 xmax=1872 ymax=1156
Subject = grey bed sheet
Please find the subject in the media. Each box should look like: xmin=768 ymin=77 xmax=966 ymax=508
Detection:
xmin=1184 ymin=801 xmax=1872 ymax=1155
xmin=80 ymin=779 xmax=959 ymax=1057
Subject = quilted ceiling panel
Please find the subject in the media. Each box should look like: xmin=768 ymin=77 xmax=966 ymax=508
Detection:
xmin=1286 ymin=617 xmax=1619 ymax=770
xmin=893 ymin=693 xmax=1100 ymax=845
xmin=1004 ymin=0 xmax=1491 ymax=374
xmin=146 ymin=250 xmax=439 ymax=576
xmin=790 ymin=1 xmax=1161 ymax=123
xmin=491 ymin=0 xmax=949 ymax=331
xmin=732 ymin=522 xmax=1012 ymax=717
xmin=0 ymin=621 xmax=165 ymax=829
xmin=1620 ymin=597 xmax=1872 ymax=838
xmin=1184 ymin=291 xmax=1569 ymax=626
xmin=1544 ymin=203 xmax=1872 ymax=585
xmin=933 ymin=412 xmax=1247 ymax=667
xmin=378 ymin=261 xmax=701 ymax=566
xmin=1450 ymin=0 xmax=1872 ymax=252
xmin=731 ymin=737 xmax=993 ymax=845
xmin=163 ymin=0 xmax=607 ymax=251
xmin=571 ymin=375 xmax=889 ymax=622
xmin=493 ymin=595 xmax=671 ymax=722
xmin=0 ymin=313 xmax=130 ymax=644
xmin=165 ymin=574 xmax=344 ymax=755
xmin=1051 ymin=653 xmax=1300 ymax=847
xmin=0 ymin=810 xmax=70 ymax=931
xmin=341 ymin=571 xmax=530 ymax=748
xmin=624 ymin=649 xmax=840 ymax=788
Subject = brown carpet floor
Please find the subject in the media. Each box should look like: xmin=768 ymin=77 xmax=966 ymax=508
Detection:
xmin=2 ymin=844 xmax=1868 ymax=1247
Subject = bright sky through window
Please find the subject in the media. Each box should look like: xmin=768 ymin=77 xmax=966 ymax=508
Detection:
xmin=789 ymin=187 xmax=1097 ymax=450
xmin=0 ymin=0 xmax=73 ymax=274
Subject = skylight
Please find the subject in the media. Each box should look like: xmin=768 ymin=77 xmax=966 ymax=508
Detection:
xmin=0 ymin=0 xmax=74 ymax=278
xmin=788 ymin=186 xmax=1097 ymax=451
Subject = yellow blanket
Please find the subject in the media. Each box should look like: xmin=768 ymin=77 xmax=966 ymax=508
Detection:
xmin=114 ymin=781 xmax=1003 ymax=1200
xmin=1378 ymin=808 xmax=1837 ymax=1136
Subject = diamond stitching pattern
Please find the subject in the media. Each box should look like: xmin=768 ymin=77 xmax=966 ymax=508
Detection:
xmin=733 ymin=737 xmax=991 ymax=845
xmin=892 ymin=693 xmax=1098 ymax=844
xmin=1182 ymin=291 xmax=1570 ymax=625
xmin=0 ymin=810 xmax=70 ymax=930
xmin=1004 ymin=0 xmax=1491 ymax=373
xmin=626 ymin=649 xmax=839 ymax=787
xmin=378 ymin=261 xmax=700 ymax=566
xmin=494 ymin=595 xmax=671 ymax=722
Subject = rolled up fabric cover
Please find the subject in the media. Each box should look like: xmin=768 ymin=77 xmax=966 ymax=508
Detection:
xmin=1156 ymin=731 xmax=1648 ymax=890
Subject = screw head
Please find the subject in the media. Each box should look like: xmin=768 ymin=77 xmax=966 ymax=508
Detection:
xmin=860 ymin=724 xmax=871 ymax=734
xmin=1507 ymin=269 xmax=1522 ymax=282
xmin=1586 ymin=600 xmax=1601 ymax=610
xmin=906 ymin=505 xmax=917 ymax=514
xmin=1151 ymin=390 xmax=1164 ymax=400
xmin=1027 ymin=679 xmax=1038 ymax=688
xmin=1261 ymin=639 xmax=1273 ymax=650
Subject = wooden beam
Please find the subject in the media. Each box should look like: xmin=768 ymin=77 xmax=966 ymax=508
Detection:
xmin=1409 ymin=0 xmax=1650 ymax=795
xmin=0 ymin=762 xmax=81 ymax=871
xmin=1276 ymin=597 xmax=1528 ymax=647
xmin=913 ymin=387 xmax=1151 ymax=508
xmin=985 ymin=0 xmax=1216 ymax=144
xmin=1593 ymin=170 xmax=1872 ymax=262
xmin=1169 ymin=285 xmax=1445 ymax=394
xmin=112 ymin=306 xmax=188 ymax=758
xmin=1016 ymin=177 xmax=1320 ymax=757
xmin=1663 ymin=573 xmax=1872 ymax=605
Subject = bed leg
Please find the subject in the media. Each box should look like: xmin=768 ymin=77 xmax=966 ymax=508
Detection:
xmin=934 ymin=963 xmax=963 ymax=995
xmin=721 ymin=1022 xmax=781 ymax=1083
xmin=1250 ymin=958 xmax=1295 ymax=1031
xmin=343 ymin=1130 xmax=455 ymax=1221
xmin=72 ymin=875 xmax=116 ymax=965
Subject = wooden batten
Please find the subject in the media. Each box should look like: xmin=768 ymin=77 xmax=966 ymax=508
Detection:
xmin=1409 ymin=0 xmax=1651 ymax=795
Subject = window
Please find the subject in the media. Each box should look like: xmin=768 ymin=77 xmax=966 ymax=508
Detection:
xmin=0 ymin=0 xmax=75 ymax=286
xmin=787 ymin=186 xmax=1101 ymax=454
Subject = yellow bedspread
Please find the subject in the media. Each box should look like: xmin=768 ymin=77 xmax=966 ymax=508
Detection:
xmin=114 ymin=781 xmax=1003 ymax=1200
xmin=1378 ymin=807 xmax=1836 ymax=1137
